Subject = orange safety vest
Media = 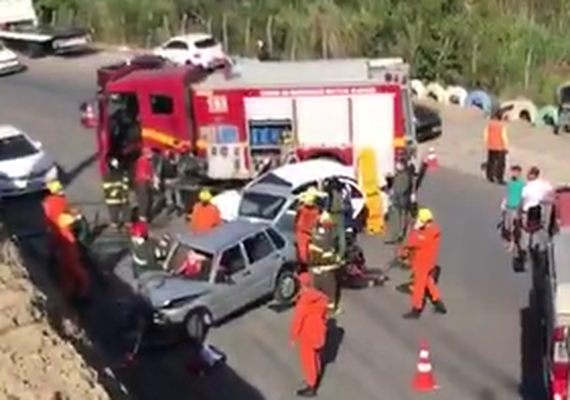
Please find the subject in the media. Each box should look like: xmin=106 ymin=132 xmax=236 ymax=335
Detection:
xmin=484 ymin=120 xmax=508 ymax=151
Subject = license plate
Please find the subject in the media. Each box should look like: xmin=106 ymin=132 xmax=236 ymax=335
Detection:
xmin=53 ymin=37 xmax=88 ymax=49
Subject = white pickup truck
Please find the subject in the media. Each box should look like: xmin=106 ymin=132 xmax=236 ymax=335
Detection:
xmin=0 ymin=0 xmax=91 ymax=57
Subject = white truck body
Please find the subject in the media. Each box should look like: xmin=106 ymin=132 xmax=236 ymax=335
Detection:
xmin=0 ymin=0 xmax=90 ymax=57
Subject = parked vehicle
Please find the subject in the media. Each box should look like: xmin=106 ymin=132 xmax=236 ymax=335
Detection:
xmin=0 ymin=125 xmax=58 ymax=196
xmin=137 ymin=220 xmax=299 ymax=343
xmin=212 ymin=159 xmax=388 ymax=233
xmin=413 ymin=102 xmax=442 ymax=142
xmin=0 ymin=41 xmax=24 ymax=75
xmin=0 ymin=0 xmax=91 ymax=57
xmin=152 ymin=33 xmax=226 ymax=68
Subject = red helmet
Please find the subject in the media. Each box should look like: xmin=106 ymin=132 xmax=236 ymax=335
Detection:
xmin=130 ymin=221 xmax=149 ymax=238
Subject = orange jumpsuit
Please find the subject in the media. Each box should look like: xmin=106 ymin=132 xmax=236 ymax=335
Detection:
xmin=294 ymin=205 xmax=320 ymax=265
xmin=290 ymin=285 xmax=328 ymax=387
xmin=189 ymin=202 xmax=222 ymax=234
xmin=42 ymin=194 xmax=70 ymax=224
xmin=403 ymin=222 xmax=442 ymax=310
xmin=54 ymin=221 xmax=89 ymax=298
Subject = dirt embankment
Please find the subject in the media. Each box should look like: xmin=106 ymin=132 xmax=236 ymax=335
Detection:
xmin=0 ymin=237 xmax=123 ymax=400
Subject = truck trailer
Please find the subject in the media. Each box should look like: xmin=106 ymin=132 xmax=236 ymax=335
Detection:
xmin=0 ymin=0 xmax=91 ymax=57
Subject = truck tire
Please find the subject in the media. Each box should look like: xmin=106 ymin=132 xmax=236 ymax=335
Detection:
xmin=273 ymin=268 xmax=299 ymax=304
xmin=184 ymin=309 xmax=210 ymax=344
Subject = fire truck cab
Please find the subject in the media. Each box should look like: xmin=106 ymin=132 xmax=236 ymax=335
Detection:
xmin=82 ymin=56 xmax=416 ymax=185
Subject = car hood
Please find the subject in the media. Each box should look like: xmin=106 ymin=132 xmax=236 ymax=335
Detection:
xmin=139 ymin=271 xmax=212 ymax=309
xmin=0 ymin=152 xmax=54 ymax=179
xmin=211 ymin=189 xmax=241 ymax=221
xmin=0 ymin=48 xmax=17 ymax=62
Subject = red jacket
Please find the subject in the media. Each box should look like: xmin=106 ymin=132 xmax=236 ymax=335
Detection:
xmin=134 ymin=155 xmax=153 ymax=183
xmin=403 ymin=222 xmax=441 ymax=273
xmin=290 ymin=287 xmax=328 ymax=349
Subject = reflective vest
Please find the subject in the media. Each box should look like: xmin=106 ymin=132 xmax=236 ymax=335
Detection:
xmin=308 ymin=224 xmax=337 ymax=266
xmin=103 ymin=174 xmax=129 ymax=205
xmin=484 ymin=120 xmax=508 ymax=151
xmin=131 ymin=239 xmax=159 ymax=278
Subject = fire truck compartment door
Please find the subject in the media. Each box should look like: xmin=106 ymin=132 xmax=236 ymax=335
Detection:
xmin=351 ymin=94 xmax=395 ymax=179
xmin=245 ymin=97 xmax=293 ymax=121
xmin=296 ymin=96 xmax=349 ymax=147
xmin=207 ymin=144 xmax=245 ymax=180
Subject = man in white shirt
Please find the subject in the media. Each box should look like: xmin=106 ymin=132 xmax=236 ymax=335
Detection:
xmin=522 ymin=167 xmax=553 ymax=211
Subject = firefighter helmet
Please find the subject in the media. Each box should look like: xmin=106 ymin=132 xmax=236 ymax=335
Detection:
xmin=417 ymin=208 xmax=433 ymax=224
xmin=198 ymin=189 xmax=213 ymax=202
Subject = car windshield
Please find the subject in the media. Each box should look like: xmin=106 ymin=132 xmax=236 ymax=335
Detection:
xmin=194 ymin=37 xmax=218 ymax=49
xmin=167 ymin=244 xmax=214 ymax=282
xmin=238 ymin=191 xmax=287 ymax=220
xmin=0 ymin=134 xmax=38 ymax=161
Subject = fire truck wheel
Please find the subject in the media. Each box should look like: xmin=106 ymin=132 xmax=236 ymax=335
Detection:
xmin=184 ymin=308 xmax=210 ymax=344
xmin=273 ymin=269 xmax=299 ymax=304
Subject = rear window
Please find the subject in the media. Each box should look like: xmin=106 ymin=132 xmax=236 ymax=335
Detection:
xmin=0 ymin=134 xmax=38 ymax=161
xmin=194 ymin=37 xmax=218 ymax=49
xmin=238 ymin=192 xmax=287 ymax=220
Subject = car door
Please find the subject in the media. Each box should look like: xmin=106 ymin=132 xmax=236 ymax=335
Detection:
xmin=210 ymin=243 xmax=250 ymax=319
xmin=338 ymin=178 xmax=366 ymax=219
xmin=241 ymin=231 xmax=282 ymax=300
xmin=159 ymin=40 xmax=190 ymax=64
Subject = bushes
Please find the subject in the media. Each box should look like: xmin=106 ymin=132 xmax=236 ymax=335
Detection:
xmin=37 ymin=0 xmax=570 ymax=104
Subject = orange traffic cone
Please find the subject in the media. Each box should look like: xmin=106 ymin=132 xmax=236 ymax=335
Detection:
xmin=424 ymin=147 xmax=438 ymax=171
xmin=412 ymin=341 xmax=438 ymax=391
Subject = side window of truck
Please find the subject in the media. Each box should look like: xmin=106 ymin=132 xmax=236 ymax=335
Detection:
xmin=150 ymin=94 xmax=173 ymax=115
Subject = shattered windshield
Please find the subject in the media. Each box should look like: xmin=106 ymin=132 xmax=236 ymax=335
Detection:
xmin=238 ymin=191 xmax=287 ymax=221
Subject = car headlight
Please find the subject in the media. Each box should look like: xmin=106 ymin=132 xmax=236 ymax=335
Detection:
xmin=160 ymin=294 xmax=204 ymax=310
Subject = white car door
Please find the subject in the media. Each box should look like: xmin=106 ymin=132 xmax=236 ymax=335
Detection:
xmin=156 ymin=40 xmax=190 ymax=64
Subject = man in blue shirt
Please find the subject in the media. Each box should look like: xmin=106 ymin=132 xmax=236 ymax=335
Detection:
xmin=502 ymin=165 xmax=525 ymax=251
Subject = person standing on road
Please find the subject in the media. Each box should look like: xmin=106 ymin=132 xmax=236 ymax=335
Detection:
xmin=129 ymin=220 xmax=160 ymax=281
xmin=188 ymin=189 xmax=222 ymax=234
xmin=103 ymin=157 xmax=130 ymax=228
xmin=501 ymin=165 xmax=525 ymax=251
xmin=400 ymin=208 xmax=447 ymax=319
xmin=323 ymin=177 xmax=346 ymax=256
xmin=308 ymin=212 xmax=341 ymax=313
xmin=483 ymin=114 xmax=508 ymax=184
xmin=42 ymin=180 xmax=70 ymax=225
xmin=158 ymin=150 xmax=184 ymax=216
xmin=295 ymin=189 xmax=321 ymax=269
xmin=133 ymin=149 xmax=154 ymax=222
xmin=290 ymin=272 xmax=328 ymax=397
xmin=385 ymin=158 xmax=413 ymax=244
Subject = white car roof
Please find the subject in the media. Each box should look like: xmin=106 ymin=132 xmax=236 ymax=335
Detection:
xmin=260 ymin=160 xmax=356 ymax=189
xmin=171 ymin=33 xmax=214 ymax=44
xmin=0 ymin=125 xmax=24 ymax=140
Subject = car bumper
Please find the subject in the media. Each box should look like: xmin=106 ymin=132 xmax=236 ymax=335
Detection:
xmin=0 ymin=169 xmax=58 ymax=197
xmin=51 ymin=36 xmax=92 ymax=54
xmin=0 ymin=60 xmax=24 ymax=75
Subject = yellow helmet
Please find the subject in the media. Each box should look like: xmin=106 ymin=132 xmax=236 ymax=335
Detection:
xmin=198 ymin=189 xmax=213 ymax=202
xmin=57 ymin=213 xmax=75 ymax=228
xmin=47 ymin=180 xmax=63 ymax=194
xmin=417 ymin=208 xmax=433 ymax=224
xmin=319 ymin=211 xmax=332 ymax=223
xmin=301 ymin=187 xmax=319 ymax=204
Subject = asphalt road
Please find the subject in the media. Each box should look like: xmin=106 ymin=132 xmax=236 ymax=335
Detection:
xmin=0 ymin=57 xmax=542 ymax=400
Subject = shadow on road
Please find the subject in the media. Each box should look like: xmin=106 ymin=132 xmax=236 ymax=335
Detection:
xmin=58 ymin=153 xmax=98 ymax=186
xmin=0 ymin=194 xmax=267 ymax=400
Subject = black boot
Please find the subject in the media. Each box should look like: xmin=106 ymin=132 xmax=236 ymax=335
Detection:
xmin=296 ymin=385 xmax=317 ymax=397
xmin=402 ymin=308 xmax=422 ymax=319
xmin=432 ymin=300 xmax=447 ymax=314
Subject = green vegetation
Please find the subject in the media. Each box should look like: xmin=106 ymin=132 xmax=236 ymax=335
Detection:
xmin=37 ymin=0 xmax=570 ymax=104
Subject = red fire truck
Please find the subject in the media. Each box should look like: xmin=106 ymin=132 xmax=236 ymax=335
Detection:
xmin=80 ymin=55 xmax=416 ymax=183
xmin=540 ymin=187 xmax=570 ymax=400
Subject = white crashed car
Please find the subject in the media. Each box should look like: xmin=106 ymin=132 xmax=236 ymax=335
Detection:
xmin=212 ymin=159 xmax=390 ymax=233
xmin=0 ymin=41 xmax=24 ymax=75
xmin=153 ymin=33 xmax=226 ymax=68
xmin=0 ymin=125 xmax=58 ymax=196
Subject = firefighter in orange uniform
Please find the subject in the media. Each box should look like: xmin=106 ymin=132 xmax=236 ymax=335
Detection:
xmin=54 ymin=211 xmax=90 ymax=301
xmin=290 ymin=272 xmax=328 ymax=397
xmin=483 ymin=114 xmax=508 ymax=184
xmin=188 ymin=189 xmax=222 ymax=234
xmin=42 ymin=180 xmax=70 ymax=225
xmin=400 ymin=208 xmax=447 ymax=319
xmin=294 ymin=188 xmax=321 ymax=268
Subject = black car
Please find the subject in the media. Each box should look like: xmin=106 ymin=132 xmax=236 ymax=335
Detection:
xmin=413 ymin=103 xmax=442 ymax=142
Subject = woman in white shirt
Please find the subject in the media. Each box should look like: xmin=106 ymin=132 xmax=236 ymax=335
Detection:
xmin=521 ymin=166 xmax=553 ymax=211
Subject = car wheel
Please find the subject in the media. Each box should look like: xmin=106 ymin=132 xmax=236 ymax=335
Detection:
xmin=273 ymin=269 xmax=299 ymax=304
xmin=184 ymin=309 xmax=210 ymax=344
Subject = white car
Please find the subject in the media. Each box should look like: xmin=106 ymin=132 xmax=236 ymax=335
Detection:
xmin=0 ymin=125 xmax=58 ymax=196
xmin=152 ymin=33 xmax=226 ymax=68
xmin=212 ymin=159 xmax=390 ymax=232
xmin=0 ymin=41 xmax=24 ymax=75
